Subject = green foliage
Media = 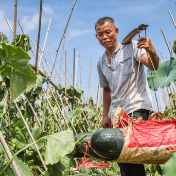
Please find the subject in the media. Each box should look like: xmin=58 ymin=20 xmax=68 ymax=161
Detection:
xmin=0 ymin=32 xmax=9 ymax=44
xmin=173 ymin=40 xmax=176 ymax=54
xmin=11 ymin=34 xmax=31 ymax=52
xmin=147 ymin=57 xmax=176 ymax=91
xmin=45 ymin=130 xmax=75 ymax=165
xmin=0 ymin=43 xmax=37 ymax=100
xmin=163 ymin=153 xmax=176 ymax=176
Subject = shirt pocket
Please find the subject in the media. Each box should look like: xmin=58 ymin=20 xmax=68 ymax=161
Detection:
xmin=120 ymin=57 xmax=134 ymax=76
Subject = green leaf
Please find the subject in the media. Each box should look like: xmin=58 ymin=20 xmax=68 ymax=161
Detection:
xmin=64 ymin=107 xmax=94 ymax=120
xmin=45 ymin=130 xmax=75 ymax=165
xmin=0 ymin=43 xmax=37 ymax=100
xmin=11 ymin=34 xmax=31 ymax=52
xmin=0 ymin=32 xmax=9 ymax=44
xmin=173 ymin=40 xmax=176 ymax=55
xmin=44 ymin=162 xmax=66 ymax=176
xmin=163 ymin=152 xmax=176 ymax=176
xmin=60 ymin=154 xmax=76 ymax=169
xmin=0 ymin=117 xmax=8 ymax=130
xmin=147 ymin=57 xmax=176 ymax=91
xmin=15 ymin=157 xmax=33 ymax=176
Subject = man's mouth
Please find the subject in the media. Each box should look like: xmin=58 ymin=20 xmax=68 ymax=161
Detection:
xmin=103 ymin=41 xmax=111 ymax=45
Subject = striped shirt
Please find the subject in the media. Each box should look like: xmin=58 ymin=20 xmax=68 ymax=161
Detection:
xmin=97 ymin=40 xmax=153 ymax=123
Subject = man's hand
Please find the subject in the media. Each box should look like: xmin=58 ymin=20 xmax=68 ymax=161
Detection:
xmin=137 ymin=37 xmax=156 ymax=55
xmin=137 ymin=37 xmax=159 ymax=70
xmin=101 ymin=116 xmax=110 ymax=128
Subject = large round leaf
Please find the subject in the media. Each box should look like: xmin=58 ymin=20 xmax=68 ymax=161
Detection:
xmin=147 ymin=57 xmax=176 ymax=91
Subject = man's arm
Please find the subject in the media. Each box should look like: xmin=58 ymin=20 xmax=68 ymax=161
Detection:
xmin=101 ymin=86 xmax=111 ymax=128
xmin=137 ymin=37 xmax=159 ymax=70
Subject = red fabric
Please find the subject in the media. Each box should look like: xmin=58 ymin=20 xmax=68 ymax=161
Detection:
xmin=128 ymin=119 xmax=176 ymax=148
xmin=116 ymin=112 xmax=176 ymax=148
xmin=76 ymin=141 xmax=109 ymax=168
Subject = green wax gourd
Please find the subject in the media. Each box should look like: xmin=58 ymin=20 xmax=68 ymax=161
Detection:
xmin=91 ymin=128 xmax=125 ymax=159
xmin=74 ymin=132 xmax=101 ymax=159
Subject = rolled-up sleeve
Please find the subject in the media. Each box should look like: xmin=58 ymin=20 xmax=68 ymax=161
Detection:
xmin=97 ymin=59 xmax=109 ymax=88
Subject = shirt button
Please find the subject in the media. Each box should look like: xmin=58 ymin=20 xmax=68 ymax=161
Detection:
xmin=112 ymin=69 xmax=114 ymax=71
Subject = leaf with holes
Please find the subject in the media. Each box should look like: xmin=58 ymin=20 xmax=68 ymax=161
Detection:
xmin=147 ymin=57 xmax=176 ymax=91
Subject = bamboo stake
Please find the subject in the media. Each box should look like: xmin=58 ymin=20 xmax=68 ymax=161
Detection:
xmin=42 ymin=88 xmax=62 ymax=131
xmin=64 ymin=50 xmax=67 ymax=130
xmin=159 ymin=49 xmax=166 ymax=62
xmin=6 ymin=19 xmax=13 ymax=32
xmin=90 ymin=62 xmax=93 ymax=98
xmin=35 ymin=0 xmax=43 ymax=73
xmin=47 ymin=85 xmax=69 ymax=129
xmin=75 ymin=51 xmax=78 ymax=87
xmin=13 ymin=0 xmax=18 ymax=37
xmin=73 ymin=48 xmax=75 ymax=110
xmin=62 ymin=68 xmax=71 ymax=86
xmin=160 ymin=28 xmax=173 ymax=57
xmin=87 ymin=60 xmax=92 ymax=101
xmin=0 ymin=131 xmax=21 ymax=176
xmin=58 ymin=32 xmax=66 ymax=80
xmin=17 ymin=20 xmax=25 ymax=34
xmin=96 ymin=83 xmax=100 ymax=112
xmin=25 ymin=95 xmax=42 ymax=127
xmin=49 ymin=0 xmax=77 ymax=80
xmin=38 ymin=18 xmax=52 ymax=70
xmin=14 ymin=101 xmax=47 ymax=171
xmin=168 ymin=10 xmax=176 ymax=28
xmin=79 ymin=55 xmax=82 ymax=90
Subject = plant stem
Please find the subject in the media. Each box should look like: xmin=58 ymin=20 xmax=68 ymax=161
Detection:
xmin=75 ymin=134 xmax=87 ymax=145
xmin=0 ymin=136 xmax=47 ymax=176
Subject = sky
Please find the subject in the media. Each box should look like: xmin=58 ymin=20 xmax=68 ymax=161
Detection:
xmin=0 ymin=0 xmax=176 ymax=111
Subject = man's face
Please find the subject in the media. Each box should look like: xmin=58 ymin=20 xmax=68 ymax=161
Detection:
xmin=95 ymin=21 xmax=119 ymax=49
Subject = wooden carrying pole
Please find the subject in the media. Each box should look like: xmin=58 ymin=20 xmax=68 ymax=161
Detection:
xmin=0 ymin=131 xmax=21 ymax=176
xmin=13 ymin=0 xmax=18 ymax=37
xmin=35 ymin=0 xmax=43 ymax=73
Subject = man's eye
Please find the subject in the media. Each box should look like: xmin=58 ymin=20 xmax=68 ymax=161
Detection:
xmin=106 ymin=31 xmax=111 ymax=34
xmin=98 ymin=33 xmax=102 ymax=36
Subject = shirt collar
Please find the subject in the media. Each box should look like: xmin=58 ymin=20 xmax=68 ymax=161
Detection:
xmin=102 ymin=42 xmax=121 ymax=63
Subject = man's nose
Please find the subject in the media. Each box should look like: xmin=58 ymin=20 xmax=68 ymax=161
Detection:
xmin=102 ymin=34 xmax=108 ymax=40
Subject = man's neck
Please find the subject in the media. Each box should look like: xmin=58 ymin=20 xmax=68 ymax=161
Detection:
xmin=106 ymin=42 xmax=118 ymax=56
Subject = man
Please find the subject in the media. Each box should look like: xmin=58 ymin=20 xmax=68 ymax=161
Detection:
xmin=96 ymin=17 xmax=159 ymax=176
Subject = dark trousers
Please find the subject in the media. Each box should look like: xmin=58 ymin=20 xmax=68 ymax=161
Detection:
xmin=118 ymin=109 xmax=150 ymax=176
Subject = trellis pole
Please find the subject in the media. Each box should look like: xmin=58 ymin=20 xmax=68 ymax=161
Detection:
xmin=168 ymin=10 xmax=176 ymax=28
xmin=96 ymin=83 xmax=100 ymax=112
xmin=58 ymin=32 xmax=66 ymax=80
xmin=0 ymin=131 xmax=21 ymax=176
xmin=75 ymin=51 xmax=78 ymax=87
xmin=13 ymin=101 xmax=48 ymax=171
xmin=87 ymin=60 xmax=92 ymax=101
xmin=13 ymin=0 xmax=18 ymax=37
xmin=38 ymin=18 xmax=52 ymax=70
xmin=160 ymin=28 xmax=173 ymax=57
xmin=35 ymin=0 xmax=43 ymax=73
xmin=49 ymin=0 xmax=77 ymax=80
xmin=64 ymin=50 xmax=67 ymax=130
xmin=79 ymin=55 xmax=82 ymax=90
xmin=73 ymin=48 xmax=76 ymax=110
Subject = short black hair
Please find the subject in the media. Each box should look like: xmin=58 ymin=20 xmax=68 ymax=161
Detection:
xmin=95 ymin=17 xmax=116 ymax=30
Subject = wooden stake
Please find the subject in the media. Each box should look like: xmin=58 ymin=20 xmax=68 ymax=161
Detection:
xmin=13 ymin=0 xmax=18 ymax=37
xmin=14 ymin=101 xmax=47 ymax=171
xmin=79 ymin=55 xmax=82 ymax=90
xmin=96 ymin=83 xmax=100 ymax=112
xmin=168 ymin=10 xmax=176 ymax=28
xmin=160 ymin=28 xmax=173 ymax=57
xmin=49 ymin=0 xmax=77 ymax=80
xmin=87 ymin=60 xmax=92 ymax=101
xmin=35 ymin=0 xmax=43 ymax=73
xmin=73 ymin=48 xmax=75 ymax=110
xmin=0 ymin=131 xmax=21 ymax=176
xmin=64 ymin=50 xmax=67 ymax=130
xmin=38 ymin=18 xmax=52 ymax=70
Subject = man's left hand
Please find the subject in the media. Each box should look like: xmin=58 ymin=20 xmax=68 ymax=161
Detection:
xmin=137 ymin=37 xmax=156 ymax=55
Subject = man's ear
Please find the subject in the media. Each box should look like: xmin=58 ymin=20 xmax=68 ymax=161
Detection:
xmin=95 ymin=33 xmax=98 ymax=39
xmin=115 ymin=28 xmax=119 ymax=36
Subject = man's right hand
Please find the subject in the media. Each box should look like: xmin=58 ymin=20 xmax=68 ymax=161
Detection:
xmin=101 ymin=116 xmax=110 ymax=128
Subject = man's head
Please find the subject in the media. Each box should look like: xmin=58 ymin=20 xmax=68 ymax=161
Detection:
xmin=95 ymin=17 xmax=119 ymax=50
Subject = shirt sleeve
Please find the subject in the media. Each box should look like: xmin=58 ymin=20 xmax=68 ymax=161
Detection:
xmin=97 ymin=59 xmax=109 ymax=88
xmin=132 ymin=40 xmax=147 ymax=62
